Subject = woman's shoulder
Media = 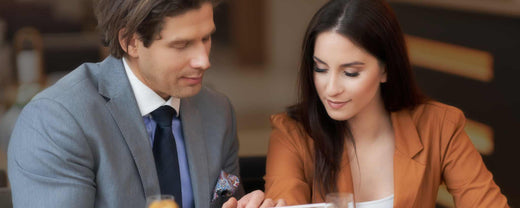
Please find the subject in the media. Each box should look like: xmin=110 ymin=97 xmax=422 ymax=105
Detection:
xmin=269 ymin=112 xmax=311 ymax=145
xmin=408 ymin=100 xmax=466 ymax=125
xmin=270 ymin=113 xmax=301 ymax=129
xmin=396 ymin=101 xmax=470 ymax=163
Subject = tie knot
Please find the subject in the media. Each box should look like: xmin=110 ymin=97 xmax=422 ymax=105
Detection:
xmin=151 ymin=106 xmax=176 ymax=127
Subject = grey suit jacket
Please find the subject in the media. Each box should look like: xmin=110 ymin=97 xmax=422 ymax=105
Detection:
xmin=8 ymin=56 xmax=243 ymax=208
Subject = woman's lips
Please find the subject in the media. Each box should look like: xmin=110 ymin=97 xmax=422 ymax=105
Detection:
xmin=327 ymin=99 xmax=351 ymax=109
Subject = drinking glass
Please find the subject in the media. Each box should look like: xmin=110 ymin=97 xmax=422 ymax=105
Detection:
xmin=146 ymin=194 xmax=178 ymax=208
xmin=325 ymin=192 xmax=354 ymax=208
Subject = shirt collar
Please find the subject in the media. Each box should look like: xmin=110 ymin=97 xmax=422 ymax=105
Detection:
xmin=123 ymin=57 xmax=181 ymax=117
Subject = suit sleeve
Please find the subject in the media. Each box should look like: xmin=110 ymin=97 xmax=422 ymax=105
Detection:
xmin=8 ymin=98 xmax=96 ymax=208
xmin=221 ymin=97 xmax=244 ymax=199
xmin=440 ymin=108 xmax=509 ymax=207
xmin=264 ymin=114 xmax=311 ymax=205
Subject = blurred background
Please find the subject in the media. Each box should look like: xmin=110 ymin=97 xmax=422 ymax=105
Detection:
xmin=0 ymin=0 xmax=519 ymax=207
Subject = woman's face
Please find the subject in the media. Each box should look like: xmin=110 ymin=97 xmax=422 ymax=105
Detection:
xmin=313 ymin=31 xmax=387 ymax=121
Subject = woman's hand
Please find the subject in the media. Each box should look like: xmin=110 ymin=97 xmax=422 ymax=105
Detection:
xmin=223 ymin=190 xmax=286 ymax=208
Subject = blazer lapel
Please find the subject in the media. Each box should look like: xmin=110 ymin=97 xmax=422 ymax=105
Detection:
xmin=97 ymin=56 xmax=160 ymax=198
xmin=391 ymin=110 xmax=426 ymax=207
xmin=180 ymin=98 xmax=210 ymax=208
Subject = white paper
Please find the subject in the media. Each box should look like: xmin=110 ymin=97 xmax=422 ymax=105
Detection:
xmin=275 ymin=203 xmax=331 ymax=208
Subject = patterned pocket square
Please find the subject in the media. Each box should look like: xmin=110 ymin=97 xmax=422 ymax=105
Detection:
xmin=212 ymin=170 xmax=240 ymax=201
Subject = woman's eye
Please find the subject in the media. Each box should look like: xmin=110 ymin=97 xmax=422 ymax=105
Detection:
xmin=313 ymin=67 xmax=327 ymax=72
xmin=344 ymin=72 xmax=359 ymax=77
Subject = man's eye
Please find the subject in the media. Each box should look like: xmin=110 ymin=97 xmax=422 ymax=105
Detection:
xmin=172 ymin=42 xmax=189 ymax=49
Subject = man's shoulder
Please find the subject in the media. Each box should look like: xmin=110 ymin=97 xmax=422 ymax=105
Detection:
xmin=35 ymin=63 xmax=101 ymax=101
xmin=34 ymin=57 xmax=121 ymax=106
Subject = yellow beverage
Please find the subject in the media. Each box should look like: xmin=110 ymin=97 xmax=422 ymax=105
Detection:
xmin=147 ymin=199 xmax=179 ymax=208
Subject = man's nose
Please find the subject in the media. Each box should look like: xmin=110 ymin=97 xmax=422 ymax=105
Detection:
xmin=190 ymin=43 xmax=211 ymax=70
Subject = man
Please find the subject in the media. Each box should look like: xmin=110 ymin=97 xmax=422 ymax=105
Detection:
xmin=8 ymin=0 xmax=243 ymax=207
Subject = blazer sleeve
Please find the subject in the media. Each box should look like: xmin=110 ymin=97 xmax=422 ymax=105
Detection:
xmin=221 ymin=97 xmax=244 ymax=199
xmin=440 ymin=108 xmax=509 ymax=207
xmin=264 ymin=114 xmax=311 ymax=205
xmin=7 ymin=98 xmax=96 ymax=208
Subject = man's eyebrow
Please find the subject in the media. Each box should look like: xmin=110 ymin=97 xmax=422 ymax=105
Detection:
xmin=167 ymin=28 xmax=217 ymax=44
xmin=313 ymin=56 xmax=365 ymax=67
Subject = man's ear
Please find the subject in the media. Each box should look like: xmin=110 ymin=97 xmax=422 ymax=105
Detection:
xmin=118 ymin=29 xmax=139 ymax=58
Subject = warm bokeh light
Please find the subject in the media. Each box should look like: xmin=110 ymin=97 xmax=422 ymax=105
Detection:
xmin=405 ymin=35 xmax=494 ymax=82
xmin=465 ymin=119 xmax=494 ymax=155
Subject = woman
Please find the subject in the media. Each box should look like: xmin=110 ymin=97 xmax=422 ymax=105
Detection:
xmin=264 ymin=0 xmax=508 ymax=207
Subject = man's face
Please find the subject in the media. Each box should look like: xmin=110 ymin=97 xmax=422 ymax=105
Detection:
xmin=128 ymin=3 xmax=215 ymax=99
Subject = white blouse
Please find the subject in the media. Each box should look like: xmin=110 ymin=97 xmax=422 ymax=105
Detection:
xmin=355 ymin=195 xmax=394 ymax=208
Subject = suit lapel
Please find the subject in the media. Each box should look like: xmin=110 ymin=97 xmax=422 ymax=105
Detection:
xmin=180 ymin=98 xmax=210 ymax=208
xmin=391 ymin=110 xmax=426 ymax=207
xmin=97 ymin=56 xmax=160 ymax=198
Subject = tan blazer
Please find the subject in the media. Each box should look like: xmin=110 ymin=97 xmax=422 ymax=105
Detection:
xmin=265 ymin=101 xmax=508 ymax=207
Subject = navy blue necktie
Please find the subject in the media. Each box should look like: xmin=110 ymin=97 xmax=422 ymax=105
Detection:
xmin=151 ymin=106 xmax=182 ymax=207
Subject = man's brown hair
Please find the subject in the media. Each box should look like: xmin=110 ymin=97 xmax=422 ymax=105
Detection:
xmin=94 ymin=0 xmax=219 ymax=58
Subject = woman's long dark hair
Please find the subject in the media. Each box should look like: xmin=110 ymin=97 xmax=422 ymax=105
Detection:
xmin=288 ymin=0 xmax=425 ymax=196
